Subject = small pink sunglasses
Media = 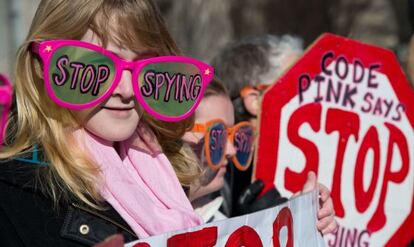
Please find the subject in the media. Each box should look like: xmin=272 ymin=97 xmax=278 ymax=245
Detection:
xmin=32 ymin=40 xmax=214 ymax=122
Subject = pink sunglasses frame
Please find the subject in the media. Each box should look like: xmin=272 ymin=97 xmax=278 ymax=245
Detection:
xmin=32 ymin=40 xmax=214 ymax=122
xmin=0 ymin=74 xmax=13 ymax=145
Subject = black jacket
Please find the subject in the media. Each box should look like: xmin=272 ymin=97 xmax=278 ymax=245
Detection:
xmin=0 ymin=158 xmax=138 ymax=247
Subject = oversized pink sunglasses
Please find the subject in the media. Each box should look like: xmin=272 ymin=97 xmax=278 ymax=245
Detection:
xmin=32 ymin=40 xmax=214 ymax=122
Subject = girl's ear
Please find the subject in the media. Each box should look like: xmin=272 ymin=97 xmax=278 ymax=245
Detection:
xmin=242 ymin=93 xmax=260 ymax=116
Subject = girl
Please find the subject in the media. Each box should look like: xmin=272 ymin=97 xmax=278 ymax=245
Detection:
xmin=183 ymin=79 xmax=338 ymax=234
xmin=0 ymin=0 xmax=212 ymax=246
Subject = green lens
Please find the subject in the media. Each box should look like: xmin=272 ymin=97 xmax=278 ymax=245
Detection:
xmin=49 ymin=46 xmax=115 ymax=105
xmin=138 ymin=62 xmax=202 ymax=117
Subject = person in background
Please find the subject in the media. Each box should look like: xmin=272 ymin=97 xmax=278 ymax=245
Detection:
xmin=184 ymin=78 xmax=338 ymax=235
xmin=211 ymin=34 xmax=304 ymax=216
xmin=0 ymin=0 xmax=214 ymax=246
xmin=212 ymin=34 xmax=303 ymax=124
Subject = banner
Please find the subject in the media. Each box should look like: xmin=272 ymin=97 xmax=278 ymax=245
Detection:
xmin=255 ymin=33 xmax=414 ymax=246
xmin=126 ymin=190 xmax=324 ymax=247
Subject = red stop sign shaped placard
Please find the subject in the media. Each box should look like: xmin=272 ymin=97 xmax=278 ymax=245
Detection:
xmin=255 ymin=33 xmax=414 ymax=246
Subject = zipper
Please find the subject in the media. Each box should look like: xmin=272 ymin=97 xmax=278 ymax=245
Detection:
xmin=71 ymin=202 xmax=137 ymax=238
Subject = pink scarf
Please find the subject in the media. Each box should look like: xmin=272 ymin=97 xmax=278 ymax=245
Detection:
xmin=73 ymin=122 xmax=202 ymax=238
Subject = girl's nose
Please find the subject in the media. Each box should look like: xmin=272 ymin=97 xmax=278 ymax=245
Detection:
xmin=113 ymin=70 xmax=134 ymax=99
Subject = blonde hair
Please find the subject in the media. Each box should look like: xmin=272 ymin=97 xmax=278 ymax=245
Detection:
xmin=1 ymin=0 xmax=200 ymax=207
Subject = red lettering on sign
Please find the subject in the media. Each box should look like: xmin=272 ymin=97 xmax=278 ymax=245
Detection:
xmin=354 ymin=126 xmax=380 ymax=213
xmin=132 ymin=205 xmax=298 ymax=246
xmin=167 ymin=227 xmax=217 ymax=247
xmin=368 ymin=123 xmax=409 ymax=232
xmin=284 ymin=103 xmax=409 ymax=232
xmin=133 ymin=243 xmax=151 ymax=247
xmin=326 ymin=109 xmax=360 ymax=218
xmin=273 ymin=207 xmax=294 ymax=247
xmin=225 ymin=226 xmax=263 ymax=247
xmin=285 ymin=103 xmax=321 ymax=192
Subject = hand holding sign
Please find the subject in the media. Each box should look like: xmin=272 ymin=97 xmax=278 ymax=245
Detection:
xmin=294 ymin=171 xmax=338 ymax=235
xmin=317 ymin=183 xmax=337 ymax=235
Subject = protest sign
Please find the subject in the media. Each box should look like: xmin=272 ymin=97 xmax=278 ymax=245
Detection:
xmin=126 ymin=190 xmax=324 ymax=247
xmin=254 ymin=33 xmax=414 ymax=246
